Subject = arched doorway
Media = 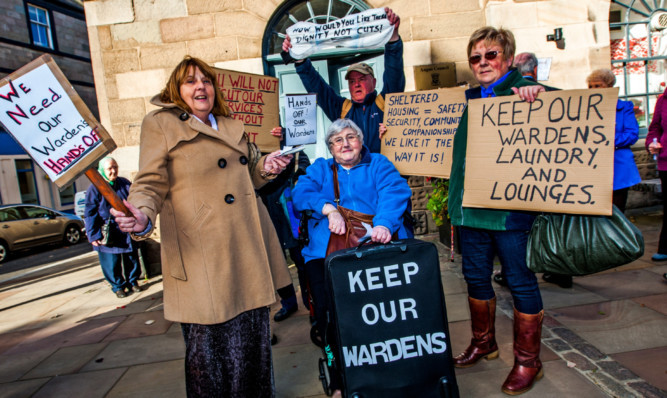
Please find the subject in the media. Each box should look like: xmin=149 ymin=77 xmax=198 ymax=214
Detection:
xmin=610 ymin=0 xmax=667 ymax=136
xmin=262 ymin=0 xmax=386 ymax=159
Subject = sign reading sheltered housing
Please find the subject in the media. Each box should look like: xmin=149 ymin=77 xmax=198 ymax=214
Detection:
xmin=287 ymin=8 xmax=394 ymax=60
xmin=382 ymin=87 xmax=467 ymax=178
xmin=463 ymin=88 xmax=618 ymax=215
xmin=214 ymin=68 xmax=280 ymax=152
xmin=0 ymin=55 xmax=115 ymax=189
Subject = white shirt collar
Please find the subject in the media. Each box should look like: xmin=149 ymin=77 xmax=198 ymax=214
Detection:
xmin=192 ymin=113 xmax=218 ymax=131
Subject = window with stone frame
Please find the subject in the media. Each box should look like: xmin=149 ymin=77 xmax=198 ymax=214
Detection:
xmin=27 ymin=3 xmax=54 ymax=49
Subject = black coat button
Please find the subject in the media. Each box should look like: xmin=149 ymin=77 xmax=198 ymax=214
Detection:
xmin=239 ymin=156 xmax=248 ymax=165
xmin=218 ymin=158 xmax=227 ymax=168
xmin=225 ymin=194 xmax=235 ymax=204
xmin=179 ymin=112 xmax=189 ymax=121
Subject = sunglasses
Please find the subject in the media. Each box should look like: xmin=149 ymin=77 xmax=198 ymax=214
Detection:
xmin=469 ymin=50 xmax=503 ymax=65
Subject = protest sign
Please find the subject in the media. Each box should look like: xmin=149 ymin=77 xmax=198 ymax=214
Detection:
xmin=0 ymin=55 xmax=116 ymax=189
xmin=287 ymin=8 xmax=394 ymax=60
xmin=213 ymin=68 xmax=280 ymax=152
xmin=413 ymin=63 xmax=457 ymax=91
xmin=284 ymin=93 xmax=317 ymax=146
xmin=382 ymin=87 xmax=467 ymax=178
xmin=463 ymin=88 xmax=618 ymax=215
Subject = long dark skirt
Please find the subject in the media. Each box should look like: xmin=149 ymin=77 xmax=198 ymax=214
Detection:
xmin=181 ymin=307 xmax=274 ymax=397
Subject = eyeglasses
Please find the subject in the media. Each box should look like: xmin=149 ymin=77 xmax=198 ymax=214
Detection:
xmin=330 ymin=134 xmax=359 ymax=147
xmin=469 ymin=50 xmax=503 ymax=65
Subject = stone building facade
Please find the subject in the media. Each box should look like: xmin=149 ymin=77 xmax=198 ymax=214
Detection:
xmin=0 ymin=0 xmax=96 ymax=210
xmin=82 ymin=0 xmax=664 ymax=234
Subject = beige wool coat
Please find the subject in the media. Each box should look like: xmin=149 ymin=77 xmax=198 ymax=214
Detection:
xmin=129 ymin=96 xmax=291 ymax=325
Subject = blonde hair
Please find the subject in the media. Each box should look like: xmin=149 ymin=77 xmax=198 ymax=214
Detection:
xmin=160 ymin=56 xmax=230 ymax=117
xmin=467 ymin=26 xmax=516 ymax=64
xmin=586 ymin=69 xmax=615 ymax=88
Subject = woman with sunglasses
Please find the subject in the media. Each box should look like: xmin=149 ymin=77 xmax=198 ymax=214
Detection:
xmin=448 ymin=26 xmax=546 ymax=395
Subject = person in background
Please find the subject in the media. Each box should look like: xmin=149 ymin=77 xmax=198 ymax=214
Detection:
xmin=514 ymin=52 xmax=538 ymax=81
xmin=84 ymin=157 xmax=142 ymax=299
xmin=647 ymin=83 xmax=667 ymax=263
xmin=293 ymin=118 xmax=412 ymax=397
xmin=259 ymin=126 xmax=312 ymax=322
xmin=282 ymin=8 xmax=404 ymax=154
xmin=111 ymin=56 xmax=293 ymax=397
xmin=448 ymin=26 xmax=546 ymax=395
xmin=537 ymin=69 xmax=644 ymax=289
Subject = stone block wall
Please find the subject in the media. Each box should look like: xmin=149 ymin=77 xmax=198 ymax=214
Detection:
xmin=83 ymin=0 xmax=614 ymax=171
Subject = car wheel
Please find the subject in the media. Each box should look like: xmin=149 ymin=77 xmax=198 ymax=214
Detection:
xmin=0 ymin=240 xmax=8 ymax=263
xmin=64 ymin=225 xmax=81 ymax=245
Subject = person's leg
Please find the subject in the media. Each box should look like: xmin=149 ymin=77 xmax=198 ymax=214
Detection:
xmin=274 ymin=284 xmax=298 ymax=321
xmin=305 ymin=258 xmax=342 ymax=390
xmin=181 ymin=307 xmax=274 ymax=398
xmin=454 ymin=227 xmax=499 ymax=368
xmin=495 ymin=230 xmax=544 ymax=395
xmin=122 ymin=250 xmax=142 ymax=291
xmin=655 ymin=170 xmax=667 ymax=259
xmin=97 ymin=251 xmax=126 ymax=294
xmin=289 ymin=246 xmax=310 ymax=308
xmin=612 ymin=188 xmax=629 ymax=214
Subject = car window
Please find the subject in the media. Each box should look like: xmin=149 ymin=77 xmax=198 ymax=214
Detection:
xmin=23 ymin=206 xmax=53 ymax=219
xmin=0 ymin=208 xmax=21 ymax=222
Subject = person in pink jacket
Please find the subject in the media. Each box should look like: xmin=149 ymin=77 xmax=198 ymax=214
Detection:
xmin=647 ymin=86 xmax=667 ymax=263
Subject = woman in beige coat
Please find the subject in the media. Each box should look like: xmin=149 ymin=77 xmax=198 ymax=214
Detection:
xmin=112 ymin=56 xmax=292 ymax=397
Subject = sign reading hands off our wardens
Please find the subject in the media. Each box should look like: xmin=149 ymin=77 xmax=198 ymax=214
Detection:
xmin=287 ymin=8 xmax=394 ymax=60
xmin=463 ymin=88 xmax=618 ymax=216
xmin=0 ymin=55 xmax=115 ymax=189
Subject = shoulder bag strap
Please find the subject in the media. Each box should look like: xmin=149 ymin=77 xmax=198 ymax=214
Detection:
xmin=332 ymin=162 xmax=340 ymax=205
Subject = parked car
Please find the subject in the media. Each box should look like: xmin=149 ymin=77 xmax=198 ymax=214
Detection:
xmin=0 ymin=204 xmax=85 ymax=263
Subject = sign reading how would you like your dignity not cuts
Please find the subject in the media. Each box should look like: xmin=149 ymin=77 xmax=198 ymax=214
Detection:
xmin=213 ymin=67 xmax=280 ymax=152
xmin=463 ymin=88 xmax=618 ymax=216
xmin=287 ymin=8 xmax=394 ymax=60
xmin=382 ymin=87 xmax=467 ymax=178
xmin=0 ymin=55 xmax=116 ymax=189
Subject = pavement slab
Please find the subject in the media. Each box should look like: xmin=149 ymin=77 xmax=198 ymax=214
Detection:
xmin=539 ymin=283 xmax=608 ymax=310
xmin=0 ymin=377 xmax=50 ymax=398
xmin=273 ymin=342 xmax=326 ymax=398
xmin=102 ymin=312 xmax=173 ymax=342
xmin=455 ymin=360 xmax=608 ymax=398
xmin=0 ymin=347 xmax=57 ymax=383
xmin=22 ymin=342 xmax=107 ymax=379
xmin=611 ymin=346 xmax=667 ymax=391
xmin=631 ymin=292 xmax=667 ymax=316
xmin=81 ymin=333 xmax=185 ymax=372
xmin=31 ymin=367 xmax=127 ymax=398
xmin=575 ymin=268 xmax=667 ymax=300
xmin=105 ymin=359 xmax=186 ymax=398
xmin=548 ymin=299 xmax=667 ymax=354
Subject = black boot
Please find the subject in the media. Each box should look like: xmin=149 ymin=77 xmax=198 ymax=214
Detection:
xmin=542 ymin=272 xmax=572 ymax=288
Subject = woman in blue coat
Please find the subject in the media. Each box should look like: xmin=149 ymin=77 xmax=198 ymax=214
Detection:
xmin=84 ymin=157 xmax=141 ymax=298
xmin=586 ymin=69 xmax=641 ymax=212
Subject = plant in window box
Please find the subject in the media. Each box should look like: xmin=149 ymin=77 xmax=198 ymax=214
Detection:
xmin=426 ymin=178 xmax=452 ymax=247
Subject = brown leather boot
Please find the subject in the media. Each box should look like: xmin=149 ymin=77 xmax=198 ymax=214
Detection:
xmin=453 ymin=297 xmax=499 ymax=368
xmin=502 ymin=308 xmax=544 ymax=395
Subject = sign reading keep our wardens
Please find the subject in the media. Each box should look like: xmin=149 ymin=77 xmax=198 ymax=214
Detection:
xmin=463 ymin=88 xmax=618 ymax=216
xmin=0 ymin=55 xmax=115 ymax=189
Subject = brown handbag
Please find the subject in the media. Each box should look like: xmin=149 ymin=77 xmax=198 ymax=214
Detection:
xmin=325 ymin=163 xmax=375 ymax=255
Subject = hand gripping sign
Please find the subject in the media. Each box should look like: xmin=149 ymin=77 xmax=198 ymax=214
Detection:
xmin=0 ymin=55 xmax=128 ymax=214
xmin=287 ymin=8 xmax=395 ymax=60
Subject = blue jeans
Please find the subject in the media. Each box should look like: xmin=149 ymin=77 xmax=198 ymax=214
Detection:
xmin=460 ymin=227 xmax=543 ymax=314
xmin=98 ymin=251 xmax=141 ymax=292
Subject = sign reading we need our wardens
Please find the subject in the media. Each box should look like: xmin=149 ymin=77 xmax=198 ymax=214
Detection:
xmin=463 ymin=88 xmax=618 ymax=216
xmin=0 ymin=55 xmax=115 ymax=189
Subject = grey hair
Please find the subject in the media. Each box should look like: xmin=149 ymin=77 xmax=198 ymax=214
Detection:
xmin=586 ymin=68 xmax=616 ymax=88
xmin=325 ymin=118 xmax=364 ymax=148
xmin=515 ymin=52 xmax=537 ymax=75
